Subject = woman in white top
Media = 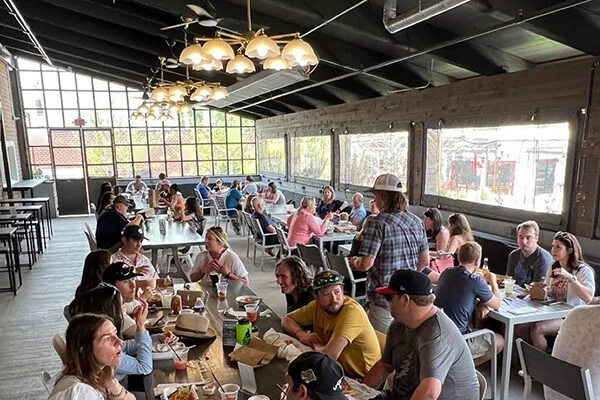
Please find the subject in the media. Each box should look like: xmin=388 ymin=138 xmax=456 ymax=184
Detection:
xmin=190 ymin=226 xmax=249 ymax=284
xmin=516 ymin=231 xmax=595 ymax=352
xmin=111 ymin=225 xmax=157 ymax=278
xmin=49 ymin=313 xmax=135 ymax=400
xmin=264 ymin=182 xmax=286 ymax=205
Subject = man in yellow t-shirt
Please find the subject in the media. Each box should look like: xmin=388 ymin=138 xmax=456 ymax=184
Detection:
xmin=281 ymin=270 xmax=382 ymax=378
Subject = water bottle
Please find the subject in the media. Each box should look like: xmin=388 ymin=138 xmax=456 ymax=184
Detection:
xmin=482 ymin=257 xmax=490 ymax=277
xmin=236 ymin=318 xmax=253 ymax=345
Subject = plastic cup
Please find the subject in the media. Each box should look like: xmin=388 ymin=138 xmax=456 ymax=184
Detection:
xmin=245 ymin=303 xmax=259 ymax=323
xmin=218 ymin=384 xmax=240 ymax=400
xmin=216 ymin=282 xmax=228 ymax=299
xmin=504 ymin=278 xmax=515 ymax=296
xmin=161 ymin=292 xmax=173 ymax=308
xmin=173 ymin=347 xmax=189 ymax=370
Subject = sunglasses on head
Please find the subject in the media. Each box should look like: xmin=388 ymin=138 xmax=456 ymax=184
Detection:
xmin=315 ymin=275 xmax=340 ymax=287
xmin=554 ymin=231 xmax=573 ymax=248
xmin=97 ymin=282 xmax=119 ymax=297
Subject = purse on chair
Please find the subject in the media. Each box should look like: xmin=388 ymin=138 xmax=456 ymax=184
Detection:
xmin=430 ymin=255 xmax=454 ymax=273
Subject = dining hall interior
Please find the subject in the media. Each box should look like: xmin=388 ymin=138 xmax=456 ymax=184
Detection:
xmin=1 ymin=0 xmax=600 ymax=399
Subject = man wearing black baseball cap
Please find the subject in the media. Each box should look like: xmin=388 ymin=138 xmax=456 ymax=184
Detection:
xmin=285 ymin=352 xmax=347 ymax=400
xmin=111 ymin=225 xmax=156 ymax=278
xmin=282 ymin=270 xmax=381 ymax=379
xmin=96 ymin=194 xmax=144 ymax=252
xmin=103 ymin=261 xmax=143 ymax=338
xmin=362 ymin=269 xmax=479 ymax=400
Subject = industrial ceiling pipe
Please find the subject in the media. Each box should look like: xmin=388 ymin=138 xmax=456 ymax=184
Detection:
xmin=383 ymin=0 xmax=471 ymax=33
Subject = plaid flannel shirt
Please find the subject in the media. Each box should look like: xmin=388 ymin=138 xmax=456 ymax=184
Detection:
xmin=359 ymin=211 xmax=428 ymax=309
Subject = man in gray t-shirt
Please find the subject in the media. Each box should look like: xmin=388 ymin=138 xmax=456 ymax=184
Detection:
xmin=506 ymin=221 xmax=552 ymax=287
xmin=362 ymin=270 xmax=479 ymax=400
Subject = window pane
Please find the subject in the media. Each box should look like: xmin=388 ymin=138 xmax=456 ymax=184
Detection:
xmin=292 ymin=136 xmax=331 ymax=181
xmin=53 ymin=148 xmax=82 ymax=165
xmin=110 ymin=82 xmax=126 ymax=91
xmin=111 ymin=92 xmax=128 ymax=108
xmin=213 ymin=144 xmax=227 ymax=160
xmin=96 ymin=110 xmax=111 ymax=127
xmin=196 ymin=128 xmax=210 ymax=143
xmin=32 ymin=165 xmax=53 ymax=179
xmin=76 ymin=75 xmax=93 ymax=90
xmin=183 ymin=161 xmax=197 ymax=176
xmin=242 ymin=127 xmax=255 ymax=142
xmin=259 ymin=138 xmax=285 ymax=175
xmin=166 ymin=144 xmax=181 ymax=161
xmin=93 ymin=78 xmax=108 ymax=90
xmin=229 ymin=160 xmax=243 ymax=175
xmin=60 ymin=72 xmax=76 ymax=90
xmin=78 ymin=91 xmax=94 ymax=108
xmin=112 ymin=110 xmax=129 ymax=127
xmin=424 ymin=123 xmax=570 ymax=214
xmin=244 ymin=159 xmax=257 ymax=174
xmin=340 ymin=132 xmax=409 ymax=187
xmin=117 ymin=163 xmax=133 ymax=178
xmin=197 ymin=145 xmax=211 ymax=161
xmin=46 ymin=110 xmax=64 ymax=127
xmin=25 ymin=109 xmax=46 ymax=128
xmin=114 ymin=129 xmax=130 ymax=145
xmin=243 ymin=143 xmax=256 ymax=160
xmin=181 ymin=128 xmax=194 ymax=143
xmin=131 ymin=128 xmax=147 ymax=144
xmin=44 ymin=91 xmax=62 ymax=109
xmin=150 ymin=162 xmax=165 ymax=177
xmin=165 ymin=129 xmax=179 ymax=144
xmin=213 ymin=160 xmax=227 ymax=174
xmin=115 ymin=145 xmax=132 ymax=162
xmin=180 ymin=111 xmax=194 ymax=127
xmin=62 ymin=91 xmax=78 ymax=108
xmin=148 ymin=128 xmax=163 ymax=144
xmin=242 ymin=117 xmax=254 ymax=126
xmin=167 ymin=161 xmax=182 ymax=177
xmin=95 ymin=91 xmax=110 ymax=108
xmin=227 ymin=114 xmax=240 ymax=127
xmin=86 ymin=147 xmax=113 ymax=164
xmin=133 ymin=163 xmax=150 ymax=177
xmin=212 ymin=128 xmax=226 ymax=143
xmin=228 ymin=127 xmax=241 ymax=143
xmin=182 ymin=144 xmax=196 ymax=160
xmin=88 ymin=165 xmax=114 ymax=177
xmin=63 ymin=110 xmax=79 ymax=127
xmin=80 ymin=109 xmax=97 ymax=127
xmin=42 ymin=71 xmax=60 ymax=89
xmin=30 ymin=147 xmax=51 ymax=164
xmin=132 ymin=146 xmax=148 ymax=162
xmin=149 ymin=145 xmax=165 ymax=162
xmin=198 ymin=161 xmax=212 ymax=175
xmin=84 ymin=130 xmax=111 ymax=147
xmin=228 ymin=143 xmax=241 ymax=159
xmin=27 ymin=128 xmax=48 ymax=146
xmin=195 ymin=109 xmax=210 ymax=126
xmin=211 ymin=110 xmax=225 ymax=126
xmin=20 ymin=71 xmax=42 ymax=89
xmin=23 ymin=91 xmax=45 ymax=108
xmin=18 ymin=58 xmax=40 ymax=70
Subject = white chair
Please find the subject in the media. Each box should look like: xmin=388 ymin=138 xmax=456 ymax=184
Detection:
xmin=214 ymin=195 xmax=239 ymax=233
xmin=517 ymin=338 xmax=594 ymax=400
xmin=463 ymin=329 xmax=496 ymax=400
xmin=241 ymin=212 xmax=256 ymax=257
xmin=84 ymin=230 xmax=97 ymax=251
xmin=41 ymin=371 xmax=53 ymax=394
xmin=194 ymin=189 xmax=215 ymax=219
xmin=326 ymin=253 xmax=367 ymax=301
xmin=476 ymin=370 xmax=487 ymax=400
xmin=249 ymin=217 xmax=279 ymax=271
xmin=52 ymin=334 xmax=67 ymax=365
xmin=275 ymin=225 xmax=296 ymax=257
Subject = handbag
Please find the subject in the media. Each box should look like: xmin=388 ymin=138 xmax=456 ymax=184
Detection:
xmin=430 ymin=255 xmax=454 ymax=273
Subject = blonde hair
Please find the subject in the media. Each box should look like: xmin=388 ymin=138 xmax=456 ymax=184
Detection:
xmin=457 ymin=241 xmax=482 ymax=265
xmin=206 ymin=226 xmax=229 ymax=249
xmin=297 ymin=197 xmax=316 ymax=215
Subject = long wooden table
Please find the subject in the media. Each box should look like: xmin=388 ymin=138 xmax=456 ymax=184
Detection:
xmin=142 ymin=217 xmax=205 ymax=283
xmin=152 ymin=279 xmax=288 ymax=399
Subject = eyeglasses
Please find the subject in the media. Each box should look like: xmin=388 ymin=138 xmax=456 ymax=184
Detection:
xmin=554 ymin=231 xmax=573 ymax=248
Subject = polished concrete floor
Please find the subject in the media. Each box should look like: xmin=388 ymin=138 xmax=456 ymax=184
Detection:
xmin=0 ymin=216 xmax=543 ymax=399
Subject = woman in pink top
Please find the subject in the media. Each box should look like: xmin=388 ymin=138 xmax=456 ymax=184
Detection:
xmin=287 ymin=197 xmax=332 ymax=247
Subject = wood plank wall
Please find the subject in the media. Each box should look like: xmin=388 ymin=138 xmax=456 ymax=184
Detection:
xmin=256 ymin=56 xmax=600 ymax=238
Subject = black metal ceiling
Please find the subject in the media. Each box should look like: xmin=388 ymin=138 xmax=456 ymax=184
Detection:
xmin=0 ymin=0 xmax=597 ymax=119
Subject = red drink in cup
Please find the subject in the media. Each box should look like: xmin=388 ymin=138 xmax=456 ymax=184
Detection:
xmin=244 ymin=304 xmax=258 ymax=323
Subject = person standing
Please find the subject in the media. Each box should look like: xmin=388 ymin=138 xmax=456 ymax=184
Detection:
xmin=506 ymin=220 xmax=552 ymax=287
xmin=349 ymin=174 xmax=429 ymax=332
xmin=362 ymin=269 xmax=479 ymax=400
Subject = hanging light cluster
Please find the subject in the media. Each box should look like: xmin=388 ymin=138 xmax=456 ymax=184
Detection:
xmin=178 ymin=0 xmax=317 ymax=74
xmin=129 ymin=81 xmax=228 ymax=121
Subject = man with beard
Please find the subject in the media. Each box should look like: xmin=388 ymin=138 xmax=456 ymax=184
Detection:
xmin=282 ymin=270 xmax=381 ymax=379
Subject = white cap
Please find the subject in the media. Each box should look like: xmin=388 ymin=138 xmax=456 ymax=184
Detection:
xmin=368 ymin=173 xmax=403 ymax=193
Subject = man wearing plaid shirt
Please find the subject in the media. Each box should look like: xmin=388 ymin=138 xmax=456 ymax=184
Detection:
xmin=350 ymin=174 xmax=429 ymax=332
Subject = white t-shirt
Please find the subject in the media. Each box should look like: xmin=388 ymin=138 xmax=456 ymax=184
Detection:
xmin=49 ymin=375 xmax=104 ymax=400
xmin=545 ymin=305 xmax=600 ymax=400
xmin=244 ymin=182 xmax=258 ymax=195
xmin=544 ymin=263 xmax=595 ymax=306
xmin=191 ymin=249 xmax=248 ymax=280
xmin=111 ymin=251 xmax=157 ymax=279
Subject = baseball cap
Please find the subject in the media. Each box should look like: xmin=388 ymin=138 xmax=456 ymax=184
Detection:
xmin=288 ymin=352 xmax=347 ymax=400
xmin=160 ymin=179 xmax=171 ymax=187
xmin=113 ymin=195 xmax=129 ymax=205
xmin=375 ymin=269 xmax=433 ymax=296
xmin=102 ymin=261 xmax=142 ymax=284
xmin=122 ymin=225 xmax=148 ymax=241
xmin=313 ymin=270 xmax=344 ymax=291
xmin=367 ymin=173 xmax=403 ymax=193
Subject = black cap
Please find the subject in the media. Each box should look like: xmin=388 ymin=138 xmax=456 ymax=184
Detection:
xmin=102 ymin=262 xmax=142 ymax=285
xmin=122 ymin=225 xmax=148 ymax=241
xmin=288 ymin=352 xmax=347 ymax=400
xmin=313 ymin=270 xmax=344 ymax=291
xmin=375 ymin=269 xmax=433 ymax=296
xmin=113 ymin=195 xmax=129 ymax=205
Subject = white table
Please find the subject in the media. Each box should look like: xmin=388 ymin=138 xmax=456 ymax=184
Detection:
xmin=314 ymin=232 xmax=356 ymax=253
xmin=338 ymin=243 xmax=352 ymax=256
xmin=489 ymin=295 xmax=574 ymax=400
xmin=142 ymin=217 xmax=205 ymax=282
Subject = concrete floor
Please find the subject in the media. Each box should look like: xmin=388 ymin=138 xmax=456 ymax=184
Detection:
xmin=0 ymin=215 xmax=544 ymax=399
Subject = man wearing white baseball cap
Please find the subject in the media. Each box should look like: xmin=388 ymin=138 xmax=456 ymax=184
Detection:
xmin=349 ymin=173 xmax=429 ymax=332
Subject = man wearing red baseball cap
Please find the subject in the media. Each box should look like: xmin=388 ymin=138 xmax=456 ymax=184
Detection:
xmin=362 ymin=269 xmax=479 ymax=400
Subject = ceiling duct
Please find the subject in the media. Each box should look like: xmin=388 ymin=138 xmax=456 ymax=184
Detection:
xmin=206 ymin=68 xmax=309 ymax=108
xmin=383 ymin=0 xmax=470 ymax=33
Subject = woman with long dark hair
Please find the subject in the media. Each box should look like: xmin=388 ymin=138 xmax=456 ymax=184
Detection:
xmin=181 ymin=196 xmax=206 ymax=234
xmin=446 ymin=213 xmax=474 ymax=255
xmin=275 ymin=256 xmax=314 ymax=313
xmin=423 ymin=208 xmax=450 ymax=252
xmin=48 ymin=313 xmax=135 ymax=400
xmin=96 ymin=192 xmax=115 ymax=218
xmin=65 ymin=250 xmax=112 ymax=321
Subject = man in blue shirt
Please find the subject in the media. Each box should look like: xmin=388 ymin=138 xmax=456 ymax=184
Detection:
xmin=195 ymin=176 xmax=211 ymax=204
xmin=251 ymin=196 xmax=279 ymax=250
xmin=225 ymin=180 xmax=243 ymax=234
xmin=434 ymin=241 xmax=505 ymax=361
xmin=349 ymin=192 xmax=367 ymax=227
xmin=506 ymin=220 xmax=552 ymax=287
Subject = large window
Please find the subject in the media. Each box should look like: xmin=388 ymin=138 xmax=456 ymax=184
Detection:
xmin=291 ymin=135 xmax=331 ymax=181
xmin=259 ymin=137 xmax=286 ymax=176
xmin=425 ymin=123 xmax=570 ymax=214
xmin=339 ymin=131 xmax=409 ymax=188
xmin=18 ymin=57 xmax=256 ymax=179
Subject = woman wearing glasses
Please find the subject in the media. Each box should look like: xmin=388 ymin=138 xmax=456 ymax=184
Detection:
xmin=516 ymin=231 xmax=595 ymax=352
xmin=49 ymin=313 xmax=135 ymax=400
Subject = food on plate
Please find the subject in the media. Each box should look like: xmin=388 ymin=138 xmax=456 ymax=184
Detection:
xmin=202 ymin=384 xmax=216 ymax=395
xmin=175 ymin=313 xmax=210 ymax=334
xmin=342 ymin=379 xmax=355 ymax=395
xmin=168 ymin=386 xmax=195 ymax=400
xmin=153 ymin=342 xmax=185 ymax=353
xmin=236 ymin=296 xmax=260 ymax=304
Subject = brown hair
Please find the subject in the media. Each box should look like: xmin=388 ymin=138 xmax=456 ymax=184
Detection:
xmin=69 ymin=250 xmax=112 ymax=316
xmin=62 ymin=313 xmax=114 ymax=391
xmin=231 ymin=180 xmax=240 ymax=189
xmin=375 ymin=190 xmax=408 ymax=213
xmin=322 ymin=185 xmax=335 ymax=202
xmin=80 ymin=283 xmax=124 ymax=338
xmin=448 ymin=213 xmax=474 ymax=241
xmin=206 ymin=226 xmax=229 ymax=249
xmin=275 ymin=256 xmax=314 ymax=294
xmin=552 ymin=231 xmax=584 ymax=273
xmin=185 ymin=196 xmax=204 ymax=218
xmin=245 ymin=194 xmax=258 ymax=212
xmin=517 ymin=220 xmax=540 ymax=237
xmin=457 ymin=241 xmax=482 ymax=265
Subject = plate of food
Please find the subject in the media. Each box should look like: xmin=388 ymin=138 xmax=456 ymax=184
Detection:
xmin=235 ymin=295 xmax=261 ymax=305
xmin=162 ymin=385 xmax=199 ymax=400
xmin=152 ymin=342 xmax=186 ymax=360
xmin=145 ymin=317 xmax=167 ymax=334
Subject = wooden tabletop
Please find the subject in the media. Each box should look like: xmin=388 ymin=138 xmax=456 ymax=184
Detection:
xmin=152 ymin=279 xmax=288 ymax=399
xmin=142 ymin=217 xmax=205 ymax=249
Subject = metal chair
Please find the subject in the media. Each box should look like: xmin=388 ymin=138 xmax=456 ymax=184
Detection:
xmin=476 ymin=370 xmax=487 ymax=400
xmin=52 ymin=334 xmax=67 ymax=365
xmin=516 ymin=338 xmax=594 ymax=400
xmin=249 ymin=217 xmax=279 ymax=271
xmin=297 ymin=244 xmax=328 ymax=273
xmin=194 ymin=189 xmax=215 ymax=218
xmin=214 ymin=195 xmax=239 ymax=233
xmin=241 ymin=211 xmax=256 ymax=258
xmin=463 ymin=329 xmax=496 ymax=400
xmin=326 ymin=252 xmax=367 ymax=301
xmin=275 ymin=225 xmax=296 ymax=257
xmin=84 ymin=222 xmax=95 ymax=240
xmin=84 ymin=230 xmax=97 ymax=251
xmin=41 ymin=371 xmax=53 ymax=394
